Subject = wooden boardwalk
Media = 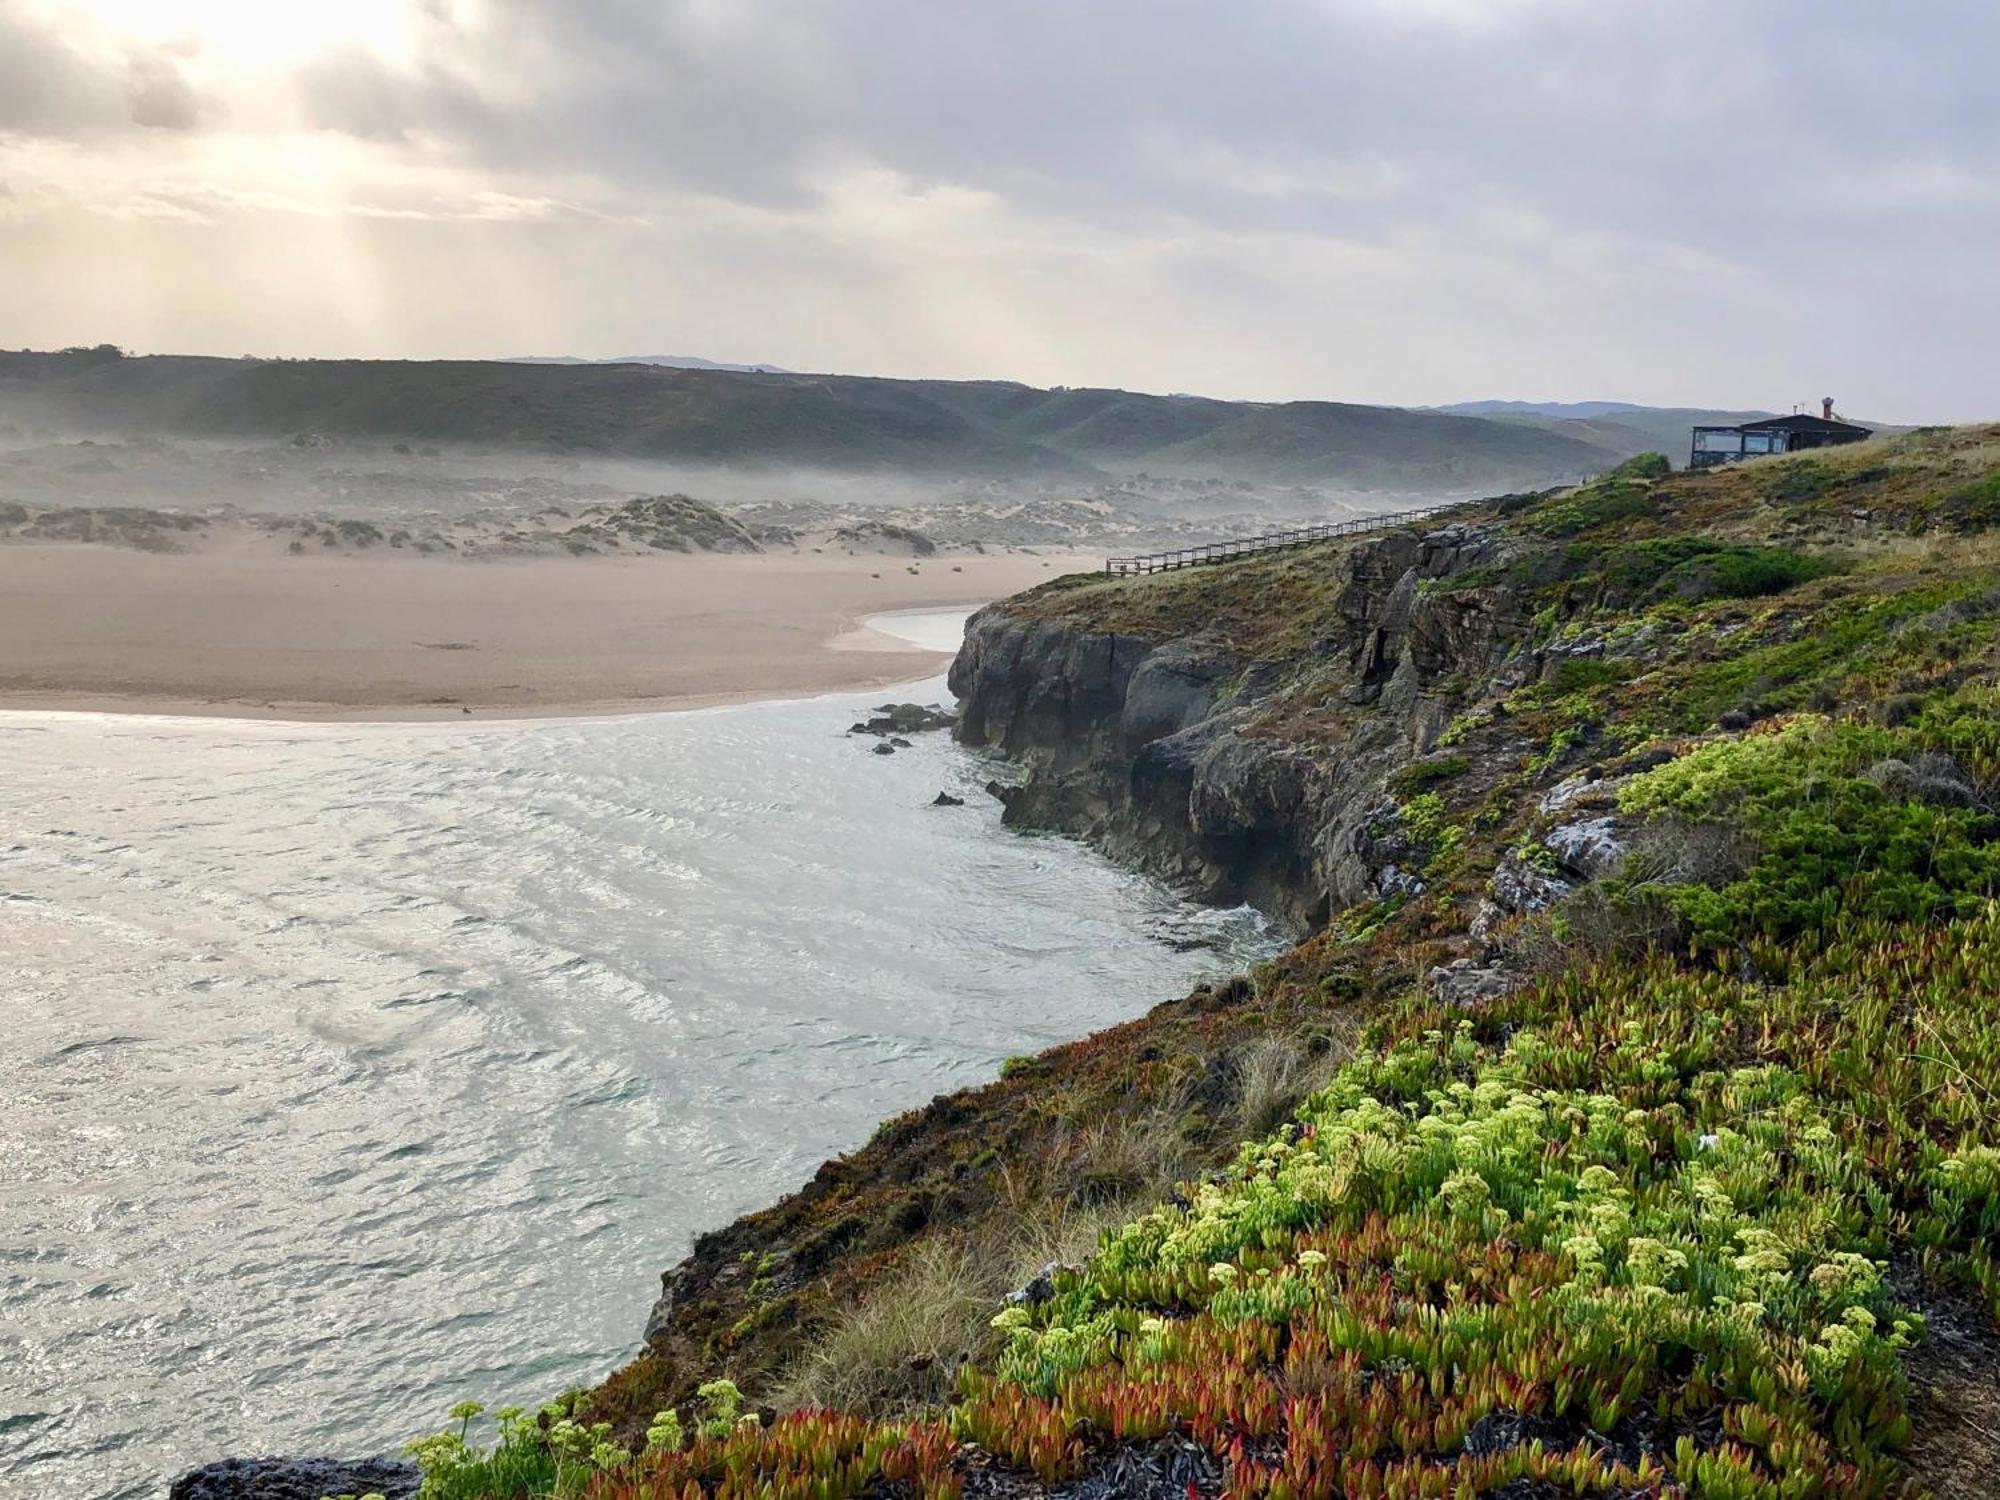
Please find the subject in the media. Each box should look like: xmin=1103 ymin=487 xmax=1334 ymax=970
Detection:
xmin=1103 ymin=499 xmax=1472 ymax=577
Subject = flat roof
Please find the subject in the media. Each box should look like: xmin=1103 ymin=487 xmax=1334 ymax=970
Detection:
xmin=1693 ymin=414 xmax=1872 ymax=436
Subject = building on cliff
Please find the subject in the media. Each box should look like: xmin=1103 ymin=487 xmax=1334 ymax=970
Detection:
xmin=1689 ymin=400 xmax=1872 ymax=468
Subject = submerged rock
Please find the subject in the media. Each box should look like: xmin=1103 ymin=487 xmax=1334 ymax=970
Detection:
xmin=932 ymin=791 xmax=966 ymax=807
xmin=170 ymin=1457 xmax=419 ymax=1500
xmin=851 ymin=703 xmax=957 ymax=737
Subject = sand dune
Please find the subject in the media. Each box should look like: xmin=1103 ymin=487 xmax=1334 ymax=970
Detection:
xmin=0 ymin=546 xmax=1090 ymax=721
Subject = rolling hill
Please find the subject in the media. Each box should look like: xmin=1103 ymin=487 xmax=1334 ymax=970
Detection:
xmin=1428 ymin=398 xmax=1902 ymax=468
xmin=0 ymin=349 xmax=1626 ymax=491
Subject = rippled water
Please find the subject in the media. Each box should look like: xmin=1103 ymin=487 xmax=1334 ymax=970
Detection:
xmin=0 ymin=614 xmax=1270 ymax=1500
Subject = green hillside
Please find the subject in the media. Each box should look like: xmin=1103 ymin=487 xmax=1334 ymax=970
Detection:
xmin=0 ymin=349 xmax=1618 ymax=491
xmin=386 ymin=427 xmax=2000 ymax=1500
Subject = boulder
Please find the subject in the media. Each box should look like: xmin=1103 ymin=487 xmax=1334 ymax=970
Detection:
xmin=1491 ymin=854 xmax=1573 ymax=914
xmin=932 ymin=792 xmax=966 ymax=807
xmin=1538 ymin=773 xmax=1596 ymax=815
xmin=1428 ymin=960 xmax=1518 ymax=1006
xmin=1119 ymin=640 xmax=1238 ymax=749
xmin=1468 ymin=899 xmax=1508 ymax=946
xmin=1375 ymin=864 xmax=1426 ymax=899
xmin=645 ymin=1264 xmax=696 ymax=1342
xmin=170 ymin=1457 xmax=419 ymax=1500
xmin=1005 ymin=1260 xmax=1080 ymax=1307
xmin=1543 ymin=816 xmax=1627 ymax=880
xmin=1866 ymin=752 xmax=1983 ymax=808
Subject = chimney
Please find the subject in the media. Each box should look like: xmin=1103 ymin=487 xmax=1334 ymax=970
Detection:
xmin=1822 ymin=396 xmax=1835 ymax=420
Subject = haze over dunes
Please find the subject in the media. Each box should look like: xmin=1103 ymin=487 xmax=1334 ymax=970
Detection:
xmin=5 ymin=349 xmax=1638 ymax=491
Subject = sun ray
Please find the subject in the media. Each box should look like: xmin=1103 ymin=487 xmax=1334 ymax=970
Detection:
xmin=49 ymin=0 xmax=419 ymax=65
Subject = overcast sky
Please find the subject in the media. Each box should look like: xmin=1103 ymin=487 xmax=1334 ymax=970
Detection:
xmin=0 ymin=0 xmax=1993 ymax=420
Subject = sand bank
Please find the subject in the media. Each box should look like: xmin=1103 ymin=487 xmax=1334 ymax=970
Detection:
xmin=0 ymin=546 xmax=1091 ymax=721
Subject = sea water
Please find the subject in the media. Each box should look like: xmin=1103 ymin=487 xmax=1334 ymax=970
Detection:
xmin=0 ymin=613 xmax=1270 ymax=1499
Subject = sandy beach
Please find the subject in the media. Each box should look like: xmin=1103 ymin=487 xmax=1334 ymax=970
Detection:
xmin=0 ymin=546 xmax=1093 ymax=721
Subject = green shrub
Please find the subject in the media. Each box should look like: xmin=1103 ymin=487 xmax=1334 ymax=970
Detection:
xmin=1608 ymin=450 xmax=1671 ymax=480
xmin=1930 ymin=470 xmax=2000 ymax=533
xmin=1617 ymin=712 xmax=2000 ymax=949
xmin=401 ymin=1396 xmax=587 ymax=1499
xmin=1528 ymin=478 xmax=1656 ymax=538
xmin=1763 ymin=459 xmax=1837 ymax=504
xmin=1548 ymin=657 xmax=1633 ymax=693
xmin=986 ymin=910 xmax=2000 ymax=1494
xmin=1597 ymin=537 xmax=1838 ymax=601
xmin=1396 ymin=791 xmax=1466 ymax=872
xmin=1706 ymin=545 xmax=1840 ymax=598
xmin=1387 ymin=756 xmax=1469 ymax=797
xmin=1663 ymin=578 xmax=1982 ymax=731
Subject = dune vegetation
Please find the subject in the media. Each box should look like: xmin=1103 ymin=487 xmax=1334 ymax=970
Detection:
xmin=385 ymin=427 xmax=2000 ymax=1499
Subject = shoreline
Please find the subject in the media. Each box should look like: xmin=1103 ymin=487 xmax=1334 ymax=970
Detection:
xmin=0 ymin=548 xmax=1085 ymax=724
xmin=0 ymin=654 xmax=951 ymax=727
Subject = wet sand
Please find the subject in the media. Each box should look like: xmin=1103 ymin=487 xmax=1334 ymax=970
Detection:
xmin=0 ymin=546 xmax=1091 ymax=721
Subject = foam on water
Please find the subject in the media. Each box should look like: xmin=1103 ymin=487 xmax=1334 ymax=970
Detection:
xmin=0 ymin=615 xmax=1271 ymax=1499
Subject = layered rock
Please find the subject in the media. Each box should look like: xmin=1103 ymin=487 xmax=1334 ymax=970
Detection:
xmin=949 ymin=524 xmax=1533 ymax=932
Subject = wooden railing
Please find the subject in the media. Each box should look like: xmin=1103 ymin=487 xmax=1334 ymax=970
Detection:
xmin=1103 ymin=500 xmax=1475 ymax=577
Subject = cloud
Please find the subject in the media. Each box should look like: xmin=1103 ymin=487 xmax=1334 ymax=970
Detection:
xmin=127 ymin=48 xmax=203 ymax=130
xmin=0 ymin=8 xmax=120 ymax=132
xmin=0 ymin=0 xmax=1994 ymax=419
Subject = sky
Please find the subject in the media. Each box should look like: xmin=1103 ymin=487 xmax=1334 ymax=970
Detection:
xmin=0 ymin=0 xmax=1994 ymax=421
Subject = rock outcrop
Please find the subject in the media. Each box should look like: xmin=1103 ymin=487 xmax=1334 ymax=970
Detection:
xmin=170 ymin=1457 xmax=419 ymax=1500
xmin=950 ymin=524 xmax=1534 ymax=931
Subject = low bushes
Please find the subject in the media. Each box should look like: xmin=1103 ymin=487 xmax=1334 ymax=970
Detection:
xmin=1527 ymin=477 xmax=1658 ymax=538
xmin=1616 ymin=710 xmax=2000 ymax=952
xmin=400 ymin=906 xmax=1998 ymax=1500
xmin=1596 ymin=537 xmax=1840 ymax=602
xmin=1609 ymin=451 xmax=1673 ymax=481
xmin=1928 ymin=470 xmax=2000 ymax=533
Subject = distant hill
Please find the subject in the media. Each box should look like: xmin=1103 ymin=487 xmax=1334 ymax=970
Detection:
xmin=1434 ymin=399 xmax=1746 ymax=419
xmin=506 ymin=354 xmax=792 ymax=374
xmin=0 ymin=350 xmax=1627 ymax=490
xmin=1431 ymin=400 xmax=1779 ymax=465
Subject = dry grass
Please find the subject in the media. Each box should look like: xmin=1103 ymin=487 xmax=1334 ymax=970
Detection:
xmin=771 ymin=1201 xmax=1146 ymax=1417
xmin=770 ymin=1236 xmax=995 ymax=1415
xmin=1226 ymin=1031 xmax=1348 ymax=1141
xmin=773 ymin=1071 xmax=1208 ymax=1418
xmin=773 ymin=1033 xmax=1345 ymax=1419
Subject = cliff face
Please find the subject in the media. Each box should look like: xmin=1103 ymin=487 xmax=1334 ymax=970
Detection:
xmin=950 ymin=523 xmax=1529 ymax=931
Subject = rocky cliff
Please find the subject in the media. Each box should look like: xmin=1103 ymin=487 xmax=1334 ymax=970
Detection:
xmin=950 ymin=522 xmax=1534 ymax=932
